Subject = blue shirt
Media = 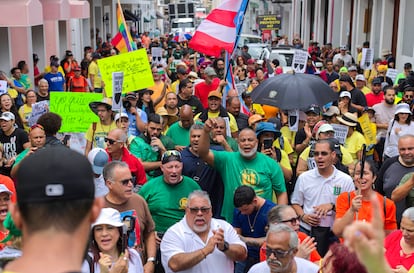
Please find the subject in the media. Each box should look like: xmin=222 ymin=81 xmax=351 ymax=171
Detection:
xmin=44 ymin=72 xmax=65 ymax=92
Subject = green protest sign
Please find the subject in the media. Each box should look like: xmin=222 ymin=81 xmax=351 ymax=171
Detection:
xmin=50 ymin=92 xmax=102 ymax=132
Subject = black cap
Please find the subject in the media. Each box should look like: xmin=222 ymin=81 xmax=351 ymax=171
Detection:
xmin=305 ymin=105 xmax=321 ymax=115
xmin=16 ymin=147 xmax=95 ymax=204
xmin=372 ymin=77 xmax=382 ymax=85
xmin=339 ymin=75 xmax=355 ymax=87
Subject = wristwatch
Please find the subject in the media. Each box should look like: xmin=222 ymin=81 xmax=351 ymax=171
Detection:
xmin=220 ymin=241 xmax=229 ymax=252
xmin=147 ymin=257 xmax=156 ymax=264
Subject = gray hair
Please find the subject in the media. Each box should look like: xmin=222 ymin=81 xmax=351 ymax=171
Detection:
xmin=103 ymin=161 xmax=129 ymax=181
xmin=39 ymin=78 xmax=48 ymax=85
xmin=187 ymin=190 xmax=211 ymax=207
xmin=402 ymin=207 xmax=414 ymax=222
xmin=267 ymin=223 xmax=298 ymax=249
xmin=267 ymin=205 xmax=292 ymax=224
xmin=190 ymin=123 xmax=204 ymax=132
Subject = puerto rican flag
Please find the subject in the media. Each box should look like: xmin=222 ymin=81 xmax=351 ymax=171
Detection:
xmin=189 ymin=0 xmax=248 ymax=57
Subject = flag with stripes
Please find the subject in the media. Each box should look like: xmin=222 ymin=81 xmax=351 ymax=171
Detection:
xmin=111 ymin=1 xmax=137 ymax=53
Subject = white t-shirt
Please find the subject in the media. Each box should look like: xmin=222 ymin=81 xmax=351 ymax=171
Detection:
xmin=247 ymin=257 xmax=319 ymax=273
xmin=81 ymin=248 xmax=143 ymax=273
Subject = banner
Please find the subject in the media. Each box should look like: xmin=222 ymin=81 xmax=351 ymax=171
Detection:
xmin=98 ymin=49 xmax=154 ymax=97
xmin=50 ymin=92 xmax=102 ymax=133
xmin=358 ymin=113 xmax=376 ymax=146
xmin=257 ymin=15 xmax=282 ymax=30
xmin=112 ymin=72 xmax=124 ymax=112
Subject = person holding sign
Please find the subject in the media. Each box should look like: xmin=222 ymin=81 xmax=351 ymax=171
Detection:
xmin=84 ymin=98 xmax=117 ymax=156
xmin=332 ymin=159 xmax=397 ymax=237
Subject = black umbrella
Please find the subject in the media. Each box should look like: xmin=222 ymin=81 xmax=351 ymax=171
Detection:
xmin=250 ymin=73 xmax=339 ymax=110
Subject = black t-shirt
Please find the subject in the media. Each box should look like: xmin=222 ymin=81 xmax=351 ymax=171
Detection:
xmin=36 ymin=93 xmax=50 ymax=102
xmin=0 ymin=128 xmax=28 ymax=176
xmin=177 ymin=95 xmax=204 ymax=115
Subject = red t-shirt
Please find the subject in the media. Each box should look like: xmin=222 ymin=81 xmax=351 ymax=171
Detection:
xmin=107 ymin=147 xmax=147 ymax=185
xmin=385 ymin=230 xmax=414 ymax=270
xmin=365 ymin=92 xmax=384 ymax=107
xmin=194 ymin=78 xmax=220 ymax=108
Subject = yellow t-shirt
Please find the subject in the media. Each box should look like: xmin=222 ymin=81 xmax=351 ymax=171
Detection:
xmin=88 ymin=61 xmax=102 ymax=88
xmin=251 ymin=104 xmax=265 ymax=116
xmin=18 ymin=104 xmax=32 ymax=132
xmin=148 ymin=81 xmax=172 ymax=110
xmin=194 ymin=111 xmax=239 ymax=134
xmin=84 ymin=121 xmax=117 ymax=149
xmin=273 ymin=136 xmax=294 ymax=155
xmin=344 ymin=131 xmax=367 ymax=161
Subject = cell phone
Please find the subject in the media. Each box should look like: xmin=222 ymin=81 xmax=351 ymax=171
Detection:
xmin=122 ymin=225 xmax=128 ymax=253
xmin=62 ymin=135 xmax=71 ymax=146
xmin=263 ymin=138 xmax=273 ymax=150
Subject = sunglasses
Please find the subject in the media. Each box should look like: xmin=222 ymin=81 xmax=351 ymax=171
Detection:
xmin=188 ymin=207 xmax=211 ymax=214
xmin=280 ymin=216 xmax=300 ymax=225
xmin=161 ymin=150 xmax=182 ymax=161
xmin=265 ymin=247 xmax=292 ymax=258
xmin=104 ymin=137 xmax=121 ymax=145
xmin=119 ymin=177 xmax=134 ymax=186
xmin=313 ymin=151 xmax=330 ymax=156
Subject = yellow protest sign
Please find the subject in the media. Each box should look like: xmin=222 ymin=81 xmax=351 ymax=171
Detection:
xmin=98 ymin=49 xmax=154 ymax=97
xmin=358 ymin=113 xmax=376 ymax=145
xmin=50 ymin=92 xmax=102 ymax=133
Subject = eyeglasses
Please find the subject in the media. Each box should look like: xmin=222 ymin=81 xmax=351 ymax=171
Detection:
xmin=313 ymin=151 xmax=329 ymax=156
xmin=404 ymin=95 xmax=413 ymax=99
xmin=30 ymin=124 xmax=44 ymax=132
xmin=104 ymin=137 xmax=121 ymax=145
xmin=188 ymin=207 xmax=211 ymax=214
xmin=265 ymin=247 xmax=292 ymax=258
xmin=280 ymin=216 xmax=300 ymax=225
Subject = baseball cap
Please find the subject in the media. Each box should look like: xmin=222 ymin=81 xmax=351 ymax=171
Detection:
xmin=340 ymin=45 xmax=347 ymax=50
xmin=114 ymin=112 xmax=129 ymax=122
xmin=339 ymin=75 xmax=354 ymax=86
xmin=248 ymin=114 xmax=265 ymax=127
xmin=87 ymin=148 xmax=109 ymax=175
xmin=372 ymin=77 xmax=382 ymax=85
xmin=323 ymin=106 xmax=340 ymax=117
xmin=161 ymin=150 xmax=182 ymax=164
xmin=16 ymin=147 xmax=95 ymax=204
xmin=92 ymin=208 xmax=124 ymax=229
xmin=0 ymin=184 xmax=12 ymax=196
xmin=317 ymin=124 xmax=334 ymax=135
xmin=208 ymin=90 xmax=222 ymax=100
xmin=339 ymin=91 xmax=352 ymax=99
xmin=188 ymin=71 xmax=199 ymax=79
xmin=0 ymin=112 xmax=15 ymax=121
xmin=92 ymin=52 xmax=102 ymax=59
xmin=355 ymin=74 xmax=366 ymax=81
xmin=305 ymin=105 xmax=321 ymax=115
xmin=247 ymin=59 xmax=255 ymax=65
xmin=348 ymin=66 xmax=357 ymax=71
xmin=74 ymin=66 xmax=81 ymax=71
xmin=177 ymin=67 xmax=187 ymax=75
xmin=204 ymin=67 xmax=217 ymax=77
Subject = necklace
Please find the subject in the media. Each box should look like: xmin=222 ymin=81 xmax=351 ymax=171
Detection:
xmin=247 ymin=208 xmax=260 ymax=233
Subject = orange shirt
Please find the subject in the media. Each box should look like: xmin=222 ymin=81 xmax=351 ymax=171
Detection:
xmin=336 ymin=191 xmax=397 ymax=231
xmin=260 ymin=231 xmax=321 ymax=262
xmin=68 ymin=76 xmax=89 ymax=92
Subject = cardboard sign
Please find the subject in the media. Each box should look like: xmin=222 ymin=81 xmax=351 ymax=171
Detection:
xmin=291 ymin=50 xmax=308 ymax=73
xmin=50 ymin=92 xmax=102 ymax=133
xmin=331 ymin=124 xmax=349 ymax=144
xmin=288 ymin=109 xmax=299 ymax=132
xmin=28 ymin=101 xmax=49 ymax=127
xmin=98 ymin=49 xmax=154 ymax=97
xmin=112 ymin=72 xmax=124 ymax=112
xmin=0 ymin=81 xmax=7 ymax=96
xmin=358 ymin=113 xmax=376 ymax=146
xmin=386 ymin=68 xmax=398 ymax=84
xmin=360 ymin=48 xmax=374 ymax=70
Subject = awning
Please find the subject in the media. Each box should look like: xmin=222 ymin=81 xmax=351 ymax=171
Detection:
xmin=123 ymin=9 xmax=139 ymax=22
xmin=143 ymin=17 xmax=151 ymax=23
xmin=42 ymin=0 xmax=71 ymax=20
xmin=0 ymin=0 xmax=43 ymax=27
xmin=156 ymin=10 xmax=165 ymax=19
xmin=150 ymin=15 xmax=156 ymax=20
xmin=69 ymin=0 xmax=89 ymax=19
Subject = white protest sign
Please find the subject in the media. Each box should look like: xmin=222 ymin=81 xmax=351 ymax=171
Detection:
xmin=386 ymin=68 xmax=398 ymax=84
xmin=331 ymin=123 xmax=349 ymax=145
xmin=112 ymin=72 xmax=124 ymax=112
xmin=360 ymin=48 xmax=374 ymax=70
xmin=0 ymin=81 xmax=7 ymax=96
xmin=28 ymin=100 xmax=49 ymax=127
xmin=291 ymin=50 xmax=308 ymax=73
xmin=288 ymin=109 xmax=299 ymax=132
xmin=151 ymin=47 xmax=165 ymax=66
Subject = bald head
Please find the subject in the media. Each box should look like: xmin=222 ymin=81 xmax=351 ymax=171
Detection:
xmin=180 ymin=105 xmax=194 ymax=129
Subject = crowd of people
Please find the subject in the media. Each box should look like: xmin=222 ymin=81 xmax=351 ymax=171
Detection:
xmin=0 ymin=33 xmax=412 ymax=273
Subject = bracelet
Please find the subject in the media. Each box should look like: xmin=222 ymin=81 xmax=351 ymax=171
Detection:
xmin=302 ymin=141 xmax=309 ymax=146
xmin=200 ymin=249 xmax=207 ymax=259
xmin=300 ymin=214 xmax=306 ymax=221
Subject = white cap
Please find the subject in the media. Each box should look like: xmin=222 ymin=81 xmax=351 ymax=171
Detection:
xmin=115 ymin=112 xmax=129 ymax=122
xmin=92 ymin=208 xmax=124 ymax=228
xmin=0 ymin=184 xmax=12 ymax=195
xmin=355 ymin=74 xmax=366 ymax=81
xmin=339 ymin=91 xmax=352 ymax=99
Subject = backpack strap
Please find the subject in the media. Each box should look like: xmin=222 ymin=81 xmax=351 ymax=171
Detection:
xmin=91 ymin=122 xmax=97 ymax=145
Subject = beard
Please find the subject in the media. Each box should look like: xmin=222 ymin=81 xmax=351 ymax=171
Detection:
xmin=239 ymin=145 xmax=258 ymax=158
xmin=385 ymin=98 xmax=395 ymax=105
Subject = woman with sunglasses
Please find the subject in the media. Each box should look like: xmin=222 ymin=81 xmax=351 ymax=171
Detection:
xmin=332 ymin=159 xmax=397 ymax=237
xmin=83 ymin=208 xmax=144 ymax=273
xmin=259 ymin=205 xmax=321 ymax=263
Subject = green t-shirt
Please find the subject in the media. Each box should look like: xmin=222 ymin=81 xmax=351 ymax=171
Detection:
xmin=138 ymin=175 xmax=201 ymax=232
xmin=212 ymin=151 xmax=286 ymax=222
xmin=166 ymin=122 xmax=191 ymax=147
